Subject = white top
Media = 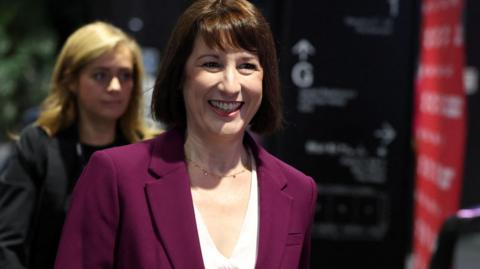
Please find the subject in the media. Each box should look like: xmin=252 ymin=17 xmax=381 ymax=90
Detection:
xmin=193 ymin=156 xmax=259 ymax=269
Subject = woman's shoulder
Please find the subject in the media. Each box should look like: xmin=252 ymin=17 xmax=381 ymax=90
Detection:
xmin=3 ymin=125 xmax=52 ymax=172
xmin=14 ymin=124 xmax=51 ymax=153
xmin=90 ymin=130 xmax=180 ymax=170
xmin=257 ymin=148 xmax=317 ymax=210
xmin=18 ymin=124 xmax=49 ymax=141
xmin=256 ymin=146 xmax=315 ymax=186
xmin=100 ymin=137 xmax=156 ymax=161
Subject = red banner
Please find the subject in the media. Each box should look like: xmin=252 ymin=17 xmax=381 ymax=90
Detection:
xmin=412 ymin=0 xmax=466 ymax=268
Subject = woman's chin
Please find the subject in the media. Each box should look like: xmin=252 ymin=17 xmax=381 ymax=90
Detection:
xmin=211 ymin=122 xmax=247 ymax=137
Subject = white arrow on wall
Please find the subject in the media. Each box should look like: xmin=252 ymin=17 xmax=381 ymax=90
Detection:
xmin=292 ymin=39 xmax=316 ymax=61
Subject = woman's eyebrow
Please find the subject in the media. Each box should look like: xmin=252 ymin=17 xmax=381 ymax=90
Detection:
xmin=88 ymin=66 xmax=132 ymax=71
xmin=196 ymin=54 xmax=220 ymax=60
xmin=239 ymin=55 xmax=259 ymax=61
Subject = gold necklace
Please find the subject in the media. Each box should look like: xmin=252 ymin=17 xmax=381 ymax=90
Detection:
xmin=185 ymin=155 xmax=249 ymax=179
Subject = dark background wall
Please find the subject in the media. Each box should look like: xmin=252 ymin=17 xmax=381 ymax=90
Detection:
xmin=269 ymin=0 xmax=418 ymax=268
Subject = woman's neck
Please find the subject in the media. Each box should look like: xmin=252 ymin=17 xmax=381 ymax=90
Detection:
xmin=184 ymin=132 xmax=248 ymax=174
xmin=78 ymin=118 xmax=117 ymax=146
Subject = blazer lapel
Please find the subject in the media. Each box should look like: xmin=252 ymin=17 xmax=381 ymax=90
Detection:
xmin=248 ymin=135 xmax=293 ymax=269
xmin=145 ymin=129 xmax=204 ymax=269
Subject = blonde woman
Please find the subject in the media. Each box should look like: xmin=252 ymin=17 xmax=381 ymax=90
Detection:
xmin=0 ymin=21 xmax=155 ymax=269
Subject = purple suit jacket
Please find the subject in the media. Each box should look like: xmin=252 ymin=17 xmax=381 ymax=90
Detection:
xmin=54 ymin=128 xmax=317 ymax=269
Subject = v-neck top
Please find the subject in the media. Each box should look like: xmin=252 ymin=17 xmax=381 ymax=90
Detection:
xmin=193 ymin=156 xmax=259 ymax=269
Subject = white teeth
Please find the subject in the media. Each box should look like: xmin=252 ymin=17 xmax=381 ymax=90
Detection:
xmin=210 ymin=100 xmax=242 ymax=112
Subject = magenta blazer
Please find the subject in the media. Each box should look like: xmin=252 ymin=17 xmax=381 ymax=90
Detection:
xmin=54 ymin=128 xmax=317 ymax=269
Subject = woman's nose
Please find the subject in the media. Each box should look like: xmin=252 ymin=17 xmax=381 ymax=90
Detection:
xmin=107 ymin=76 xmax=121 ymax=92
xmin=219 ymin=67 xmax=241 ymax=94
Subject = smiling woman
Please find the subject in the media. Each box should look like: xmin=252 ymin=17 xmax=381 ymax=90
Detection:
xmin=54 ymin=1 xmax=318 ymax=269
xmin=183 ymin=36 xmax=263 ymax=138
xmin=0 ymin=21 xmax=157 ymax=269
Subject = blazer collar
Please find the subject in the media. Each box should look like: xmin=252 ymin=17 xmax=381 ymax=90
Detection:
xmin=146 ymin=128 xmax=204 ymax=268
xmin=146 ymin=128 xmax=292 ymax=268
xmin=246 ymin=134 xmax=292 ymax=269
xmin=147 ymin=128 xmax=286 ymax=186
xmin=147 ymin=127 xmax=186 ymax=178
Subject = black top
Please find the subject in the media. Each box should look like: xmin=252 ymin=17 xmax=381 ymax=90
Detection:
xmin=0 ymin=124 xmax=129 ymax=269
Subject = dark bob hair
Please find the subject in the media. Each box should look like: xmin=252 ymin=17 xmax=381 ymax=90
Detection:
xmin=151 ymin=0 xmax=282 ymax=134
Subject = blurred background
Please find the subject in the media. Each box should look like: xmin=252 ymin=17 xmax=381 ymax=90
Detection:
xmin=1 ymin=0 xmax=479 ymax=268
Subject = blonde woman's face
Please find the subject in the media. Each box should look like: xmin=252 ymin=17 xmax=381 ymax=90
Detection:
xmin=74 ymin=46 xmax=134 ymax=125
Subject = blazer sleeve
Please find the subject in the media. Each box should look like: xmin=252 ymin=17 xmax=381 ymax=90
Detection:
xmin=54 ymin=151 xmax=119 ymax=269
xmin=0 ymin=126 xmax=46 ymax=269
xmin=298 ymin=177 xmax=317 ymax=269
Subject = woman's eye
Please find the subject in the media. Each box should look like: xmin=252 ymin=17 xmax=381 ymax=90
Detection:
xmin=118 ymin=71 xmax=133 ymax=82
xmin=202 ymin=62 xmax=221 ymax=69
xmin=92 ymin=72 xmax=109 ymax=82
xmin=239 ymin=63 xmax=258 ymax=70
xmin=238 ymin=62 xmax=259 ymax=74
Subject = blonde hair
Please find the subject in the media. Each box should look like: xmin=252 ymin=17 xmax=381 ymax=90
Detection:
xmin=36 ymin=21 xmax=155 ymax=142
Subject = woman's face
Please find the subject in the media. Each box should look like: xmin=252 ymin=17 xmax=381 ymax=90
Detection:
xmin=74 ymin=45 xmax=134 ymax=126
xmin=183 ymin=36 xmax=263 ymax=140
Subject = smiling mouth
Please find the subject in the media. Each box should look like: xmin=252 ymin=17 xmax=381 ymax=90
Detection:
xmin=208 ymin=100 xmax=244 ymax=113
